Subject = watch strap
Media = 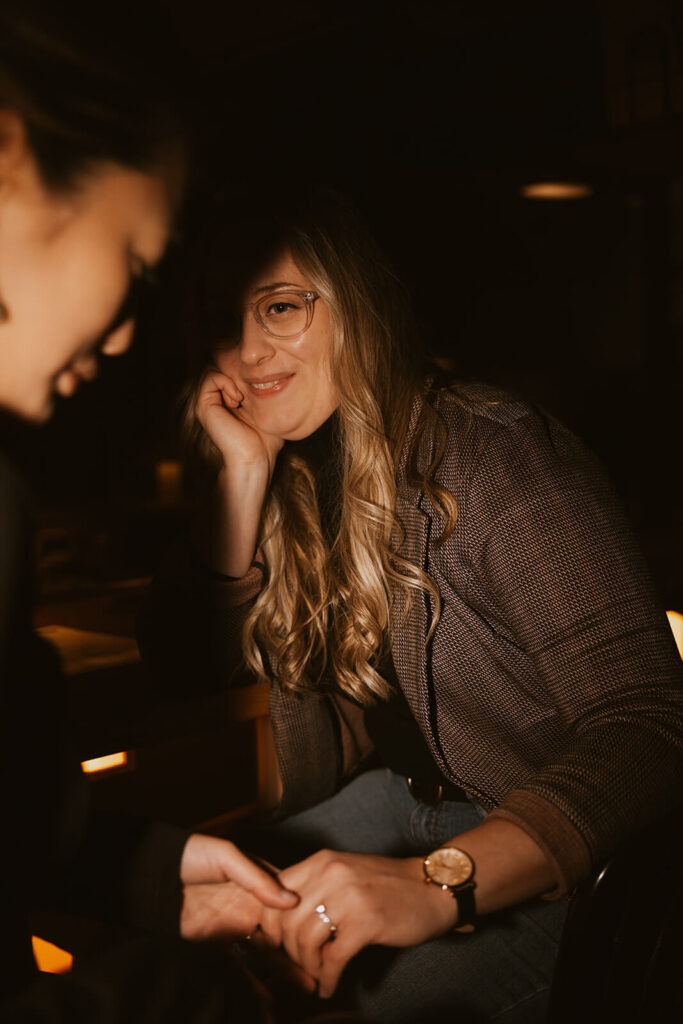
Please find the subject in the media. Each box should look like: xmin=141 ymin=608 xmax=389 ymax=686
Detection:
xmin=449 ymin=879 xmax=476 ymax=932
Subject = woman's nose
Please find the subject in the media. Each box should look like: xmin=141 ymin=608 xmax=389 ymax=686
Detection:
xmin=101 ymin=319 xmax=135 ymax=357
xmin=238 ymin=316 xmax=277 ymax=365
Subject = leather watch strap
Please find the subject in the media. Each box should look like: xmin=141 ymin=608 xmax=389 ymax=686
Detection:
xmin=450 ymin=880 xmax=476 ymax=932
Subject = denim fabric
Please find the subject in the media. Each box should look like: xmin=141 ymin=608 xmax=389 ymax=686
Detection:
xmin=245 ymin=769 xmax=568 ymax=1023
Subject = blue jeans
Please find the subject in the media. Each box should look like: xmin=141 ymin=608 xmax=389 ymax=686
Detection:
xmin=245 ymin=768 xmax=568 ymax=1023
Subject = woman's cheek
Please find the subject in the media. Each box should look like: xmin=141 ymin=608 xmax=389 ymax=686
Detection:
xmin=213 ymin=348 xmax=239 ymax=377
xmin=58 ymin=225 xmax=131 ymax=342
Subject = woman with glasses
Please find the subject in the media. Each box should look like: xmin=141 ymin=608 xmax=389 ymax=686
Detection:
xmin=142 ymin=185 xmax=683 ymax=1022
xmin=0 ymin=3 xmax=299 ymax=1021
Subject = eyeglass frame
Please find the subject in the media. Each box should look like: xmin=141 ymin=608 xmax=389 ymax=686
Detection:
xmin=247 ymin=288 xmax=320 ymax=340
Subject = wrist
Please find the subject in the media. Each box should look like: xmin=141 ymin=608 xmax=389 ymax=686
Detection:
xmin=217 ymin=459 xmax=270 ymax=497
xmin=424 ymin=873 xmax=461 ymax=932
xmin=194 ymin=465 xmax=268 ymax=577
xmin=405 ymin=856 xmax=459 ymax=934
xmin=422 ymin=846 xmax=477 ymax=933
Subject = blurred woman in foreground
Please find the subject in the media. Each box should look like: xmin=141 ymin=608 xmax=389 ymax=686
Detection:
xmin=0 ymin=4 xmax=298 ymax=1020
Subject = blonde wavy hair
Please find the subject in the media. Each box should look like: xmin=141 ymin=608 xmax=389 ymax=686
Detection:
xmin=183 ymin=188 xmax=457 ymax=704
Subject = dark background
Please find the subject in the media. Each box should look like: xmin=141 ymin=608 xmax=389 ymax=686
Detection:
xmin=25 ymin=0 xmax=683 ymax=609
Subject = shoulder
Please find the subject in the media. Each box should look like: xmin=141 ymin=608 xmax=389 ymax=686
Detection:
xmin=431 ymin=380 xmax=538 ymax=451
xmin=423 ymin=379 xmax=595 ymax=473
xmin=408 ymin=379 xmax=615 ymax=516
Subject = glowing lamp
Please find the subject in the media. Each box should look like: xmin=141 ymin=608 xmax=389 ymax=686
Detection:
xmin=155 ymin=459 xmax=183 ymax=505
xmin=520 ymin=182 xmax=593 ymax=200
xmin=32 ymin=936 xmax=73 ymax=974
xmin=81 ymin=751 xmax=129 ymax=774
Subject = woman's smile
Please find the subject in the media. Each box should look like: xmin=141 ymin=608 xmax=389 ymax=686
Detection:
xmin=244 ymin=371 xmax=295 ymax=397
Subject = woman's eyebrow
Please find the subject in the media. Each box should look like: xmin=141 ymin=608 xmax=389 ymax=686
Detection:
xmin=251 ymin=280 xmax=305 ymax=295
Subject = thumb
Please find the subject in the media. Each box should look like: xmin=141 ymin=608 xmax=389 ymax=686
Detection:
xmin=223 ymin=845 xmax=299 ymax=909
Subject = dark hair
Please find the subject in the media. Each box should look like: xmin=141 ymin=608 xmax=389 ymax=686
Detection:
xmin=0 ymin=0 xmax=184 ymax=190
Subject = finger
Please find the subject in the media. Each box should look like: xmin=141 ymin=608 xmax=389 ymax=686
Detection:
xmin=248 ymin=940 xmax=318 ymax=994
xmin=317 ymin=930 xmax=366 ymax=999
xmin=196 ymin=378 xmax=245 ymax=431
xmin=220 ymin=377 xmax=244 ymax=406
xmin=258 ymin=906 xmax=285 ymax=948
xmin=280 ymin=913 xmax=320 ymax=977
xmin=180 ymin=882 xmax=262 ymax=942
xmin=200 ymin=370 xmax=234 ymax=398
xmin=219 ymin=842 xmax=298 ymax=909
xmin=296 ymin=914 xmax=337 ymax=980
xmin=282 ymin=963 xmax=318 ymax=995
xmin=199 ymin=368 xmax=242 ymax=405
xmin=196 ymin=373 xmax=229 ymax=412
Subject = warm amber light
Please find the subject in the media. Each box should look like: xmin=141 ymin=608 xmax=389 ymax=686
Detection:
xmin=667 ymin=611 xmax=683 ymax=658
xmin=81 ymin=751 xmax=129 ymax=774
xmin=155 ymin=459 xmax=183 ymax=505
xmin=520 ymin=182 xmax=593 ymax=200
xmin=32 ymin=936 xmax=73 ymax=974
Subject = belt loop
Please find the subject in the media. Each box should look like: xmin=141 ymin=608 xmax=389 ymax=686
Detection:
xmin=407 ymin=777 xmax=444 ymax=805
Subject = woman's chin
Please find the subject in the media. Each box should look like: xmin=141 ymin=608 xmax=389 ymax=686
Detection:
xmin=0 ymin=387 xmax=54 ymax=424
xmin=250 ymin=410 xmax=301 ymax=442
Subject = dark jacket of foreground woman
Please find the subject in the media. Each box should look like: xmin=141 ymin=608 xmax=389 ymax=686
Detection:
xmin=0 ymin=443 xmax=200 ymax=1019
xmin=141 ymin=382 xmax=683 ymax=897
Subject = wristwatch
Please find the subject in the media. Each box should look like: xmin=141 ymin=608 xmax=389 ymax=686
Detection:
xmin=423 ymin=845 xmax=476 ymax=932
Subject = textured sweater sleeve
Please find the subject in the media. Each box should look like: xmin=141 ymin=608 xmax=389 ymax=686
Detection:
xmin=470 ymin=412 xmax=683 ymax=893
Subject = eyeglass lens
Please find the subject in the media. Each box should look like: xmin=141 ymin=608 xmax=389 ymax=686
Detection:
xmin=256 ymin=292 xmax=312 ymax=339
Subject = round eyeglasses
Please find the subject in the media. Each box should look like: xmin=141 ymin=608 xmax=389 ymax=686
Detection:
xmin=248 ymin=289 xmax=319 ymax=340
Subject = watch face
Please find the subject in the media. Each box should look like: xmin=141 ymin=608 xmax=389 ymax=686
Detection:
xmin=424 ymin=847 xmax=474 ymax=887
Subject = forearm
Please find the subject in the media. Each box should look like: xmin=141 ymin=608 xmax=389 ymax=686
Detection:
xmin=189 ymin=462 xmax=269 ymax=577
xmin=259 ymin=818 xmax=559 ymax=997
xmin=434 ymin=816 xmax=558 ymax=927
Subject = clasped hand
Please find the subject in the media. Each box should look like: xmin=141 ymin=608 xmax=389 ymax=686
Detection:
xmin=257 ymin=850 xmax=459 ymax=998
xmin=179 ymin=833 xmax=298 ymax=942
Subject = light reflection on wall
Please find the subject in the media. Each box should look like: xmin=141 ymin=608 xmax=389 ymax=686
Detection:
xmin=81 ymin=751 xmax=130 ymax=774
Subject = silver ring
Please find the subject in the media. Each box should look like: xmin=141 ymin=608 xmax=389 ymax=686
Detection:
xmin=314 ymin=903 xmax=338 ymax=938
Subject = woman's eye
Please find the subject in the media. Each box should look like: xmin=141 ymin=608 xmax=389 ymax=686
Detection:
xmin=267 ymin=300 xmax=297 ymax=316
xmin=255 ymin=292 xmax=308 ymax=334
